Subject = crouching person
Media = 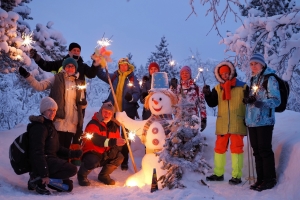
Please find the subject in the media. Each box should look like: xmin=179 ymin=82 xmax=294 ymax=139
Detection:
xmin=28 ymin=97 xmax=82 ymax=195
xmin=77 ymin=101 xmax=126 ymax=186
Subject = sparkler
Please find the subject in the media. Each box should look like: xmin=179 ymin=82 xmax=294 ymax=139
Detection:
xmin=80 ymin=132 xmax=94 ymax=147
xmin=22 ymin=32 xmax=35 ymax=48
xmin=96 ymin=37 xmax=113 ymax=48
xmin=194 ymin=66 xmax=206 ymax=84
xmin=127 ymin=128 xmax=140 ymax=142
xmin=252 ymin=84 xmax=258 ymax=95
xmin=169 ymin=60 xmax=175 ymax=67
xmin=139 ymin=80 xmax=143 ymax=87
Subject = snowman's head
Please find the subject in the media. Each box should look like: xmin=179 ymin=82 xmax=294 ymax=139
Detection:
xmin=145 ymin=89 xmax=178 ymax=115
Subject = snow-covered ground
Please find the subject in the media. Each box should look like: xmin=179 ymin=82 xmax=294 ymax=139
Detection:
xmin=0 ymin=106 xmax=299 ymax=200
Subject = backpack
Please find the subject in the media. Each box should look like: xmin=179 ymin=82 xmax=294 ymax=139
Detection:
xmin=9 ymin=131 xmax=31 ymax=175
xmin=251 ymin=73 xmax=289 ymax=112
xmin=9 ymin=122 xmax=50 ymax=175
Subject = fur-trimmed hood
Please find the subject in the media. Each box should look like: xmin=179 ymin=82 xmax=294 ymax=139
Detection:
xmin=214 ymin=61 xmax=236 ymax=83
xmin=29 ymin=115 xmax=45 ymax=123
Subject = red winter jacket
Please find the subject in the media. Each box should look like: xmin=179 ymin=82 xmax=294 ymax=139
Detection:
xmin=82 ymin=113 xmax=120 ymax=154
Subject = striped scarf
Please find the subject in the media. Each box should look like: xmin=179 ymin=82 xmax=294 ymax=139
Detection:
xmin=141 ymin=114 xmax=173 ymax=144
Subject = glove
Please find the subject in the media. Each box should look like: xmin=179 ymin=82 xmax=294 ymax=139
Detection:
xmin=19 ymin=66 xmax=30 ymax=78
xmin=202 ymin=85 xmax=211 ymax=96
xmin=254 ymin=101 xmax=264 ymax=108
xmin=242 ymin=95 xmax=256 ymax=104
xmin=124 ymin=92 xmax=133 ymax=102
xmin=142 ymin=76 xmax=149 ymax=82
xmin=69 ymin=149 xmax=83 ymax=159
xmin=200 ymin=118 xmax=207 ymax=132
xmin=141 ymin=92 xmax=148 ymax=100
xmin=29 ymin=49 xmax=41 ymax=61
xmin=170 ymin=78 xmax=178 ymax=89
xmin=78 ymin=99 xmax=87 ymax=106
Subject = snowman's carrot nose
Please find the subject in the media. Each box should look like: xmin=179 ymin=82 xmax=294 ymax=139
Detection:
xmin=153 ymin=99 xmax=159 ymax=105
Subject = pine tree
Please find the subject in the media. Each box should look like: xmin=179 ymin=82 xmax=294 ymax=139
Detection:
xmin=146 ymin=36 xmax=178 ymax=79
xmin=239 ymin=0 xmax=296 ymax=17
xmin=158 ymin=100 xmax=211 ymax=189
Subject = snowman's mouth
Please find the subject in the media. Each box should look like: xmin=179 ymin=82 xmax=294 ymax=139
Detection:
xmin=153 ymin=106 xmax=162 ymax=112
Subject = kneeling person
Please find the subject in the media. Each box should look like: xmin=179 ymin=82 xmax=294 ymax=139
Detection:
xmin=28 ymin=97 xmax=82 ymax=195
xmin=78 ymin=102 xmax=125 ymax=186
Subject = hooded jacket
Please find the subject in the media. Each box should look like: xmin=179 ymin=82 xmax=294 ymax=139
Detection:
xmin=204 ymin=61 xmax=248 ymax=135
xmin=97 ymin=65 xmax=140 ymax=119
xmin=245 ymin=67 xmax=281 ymax=127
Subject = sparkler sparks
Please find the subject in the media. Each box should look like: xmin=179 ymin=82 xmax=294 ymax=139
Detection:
xmin=97 ymin=37 xmax=112 ymax=48
xmin=139 ymin=80 xmax=143 ymax=87
xmin=22 ymin=32 xmax=35 ymax=48
xmin=252 ymin=84 xmax=258 ymax=94
xmin=169 ymin=60 xmax=175 ymax=66
xmin=128 ymin=130 xmax=137 ymax=142
xmin=67 ymin=84 xmax=88 ymax=91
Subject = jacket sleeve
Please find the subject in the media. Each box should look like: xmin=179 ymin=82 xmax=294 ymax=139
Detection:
xmin=262 ymin=76 xmax=281 ymax=108
xmin=197 ymin=90 xmax=207 ymax=119
xmin=97 ymin=68 xmax=114 ymax=84
xmin=82 ymin=62 xmax=98 ymax=79
xmin=29 ymin=124 xmax=49 ymax=178
xmin=36 ymin=58 xmax=63 ymax=73
xmin=25 ymin=75 xmax=54 ymax=91
xmin=204 ymin=87 xmax=218 ymax=107
xmin=140 ymin=77 xmax=150 ymax=104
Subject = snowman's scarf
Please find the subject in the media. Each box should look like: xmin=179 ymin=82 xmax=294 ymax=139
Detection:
xmin=142 ymin=114 xmax=173 ymax=144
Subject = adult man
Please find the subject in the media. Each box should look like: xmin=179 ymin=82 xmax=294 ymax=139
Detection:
xmin=77 ymin=102 xmax=126 ymax=186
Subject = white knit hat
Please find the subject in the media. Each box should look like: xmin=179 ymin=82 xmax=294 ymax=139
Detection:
xmin=40 ymin=97 xmax=58 ymax=114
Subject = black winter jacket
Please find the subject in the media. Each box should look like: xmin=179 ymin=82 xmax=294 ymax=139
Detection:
xmin=36 ymin=55 xmax=98 ymax=82
xmin=28 ymin=115 xmax=69 ymax=178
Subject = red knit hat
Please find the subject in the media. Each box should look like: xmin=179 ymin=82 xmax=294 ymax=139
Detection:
xmin=180 ymin=66 xmax=192 ymax=76
xmin=148 ymin=62 xmax=160 ymax=72
xmin=219 ymin=65 xmax=230 ymax=74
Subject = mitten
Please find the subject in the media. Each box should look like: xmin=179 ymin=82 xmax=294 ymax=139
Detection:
xmin=29 ymin=49 xmax=41 ymax=62
xmin=254 ymin=101 xmax=264 ymax=108
xmin=141 ymin=92 xmax=148 ymax=100
xmin=124 ymin=92 xmax=133 ymax=102
xmin=142 ymin=76 xmax=149 ymax=82
xmin=243 ymin=95 xmax=256 ymax=104
xmin=170 ymin=78 xmax=178 ymax=89
xmin=69 ymin=149 xmax=83 ymax=159
xmin=19 ymin=66 xmax=30 ymax=78
xmin=200 ymin=118 xmax=207 ymax=132
xmin=202 ymin=85 xmax=211 ymax=96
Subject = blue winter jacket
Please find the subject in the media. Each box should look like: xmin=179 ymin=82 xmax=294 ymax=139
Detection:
xmin=97 ymin=68 xmax=140 ymax=119
xmin=245 ymin=67 xmax=281 ymax=127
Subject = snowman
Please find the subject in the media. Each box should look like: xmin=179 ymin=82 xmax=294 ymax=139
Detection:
xmin=116 ymin=72 xmax=178 ymax=188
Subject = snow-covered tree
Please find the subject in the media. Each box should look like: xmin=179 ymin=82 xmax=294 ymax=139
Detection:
xmin=239 ymin=0 xmax=296 ymax=17
xmin=146 ymin=36 xmax=178 ymax=79
xmin=158 ymin=101 xmax=211 ymax=189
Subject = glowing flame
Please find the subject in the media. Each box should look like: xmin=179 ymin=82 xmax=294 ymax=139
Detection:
xmin=128 ymin=82 xmax=133 ymax=87
xmin=97 ymin=37 xmax=112 ymax=48
xmin=82 ymin=132 xmax=94 ymax=140
xmin=128 ymin=130 xmax=136 ymax=142
xmin=139 ymin=80 xmax=142 ymax=87
xmin=169 ymin=60 xmax=175 ymax=66
xmin=198 ymin=68 xmax=204 ymax=72
xmin=252 ymin=85 xmax=258 ymax=93
xmin=22 ymin=32 xmax=35 ymax=47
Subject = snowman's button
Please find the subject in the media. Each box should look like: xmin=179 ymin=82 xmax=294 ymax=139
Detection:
xmin=152 ymin=127 xmax=158 ymax=134
xmin=152 ymin=139 xmax=159 ymax=146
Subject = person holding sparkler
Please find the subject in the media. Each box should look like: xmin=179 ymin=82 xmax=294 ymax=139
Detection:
xmin=203 ymin=61 xmax=248 ymax=185
xmin=242 ymin=53 xmax=281 ymax=191
xmin=140 ymin=62 xmax=160 ymax=120
xmin=19 ymin=58 xmax=85 ymax=160
xmin=96 ymin=57 xmax=140 ymax=171
xmin=77 ymin=101 xmax=125 ymax=186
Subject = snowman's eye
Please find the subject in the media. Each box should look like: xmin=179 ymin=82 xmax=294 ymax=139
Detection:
xmin=159 ymin=98 xmax=162 ymax=101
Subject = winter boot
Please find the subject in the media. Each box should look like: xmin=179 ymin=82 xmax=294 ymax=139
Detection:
xmin=255 ymin=178 xmax=277 ymax=191
xmin=77 ymin=163 xmax=92 ymax=186
xmin=121 ymin=162 xmax=128 ymax=171
xmin=98 ymin=164 xmax=117 ymax=185
xmin=206 ymin=174 xmax=224 ymax=181
xmin=250 ymin=180 xmax=263 ymax=190
xmin=34 ymin=180 xmax=51 ymax=195
xmin=229 ymin=177 xmax=242 ymax=185
xmin=229 ymin=153 xmax=243 ymax=185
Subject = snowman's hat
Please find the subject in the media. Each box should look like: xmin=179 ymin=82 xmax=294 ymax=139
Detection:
xmin=150 ymin=72 xmax=169 ymax=91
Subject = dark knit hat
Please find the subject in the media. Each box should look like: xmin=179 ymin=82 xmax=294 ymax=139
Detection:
xmin=250 ymin=53 xmax=266 ymax=67
xmin=40 ymin=97 xmax=58 ymax=114
xmin=180 ymin=66 xmax=192 ymax=77
xmin=68 ymin=42 xmax=81 ymax=51
xmin=62 ymin=57 xmax=78 ymax=70
xmin=148 ymin=62 xmax=160 ymax=72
